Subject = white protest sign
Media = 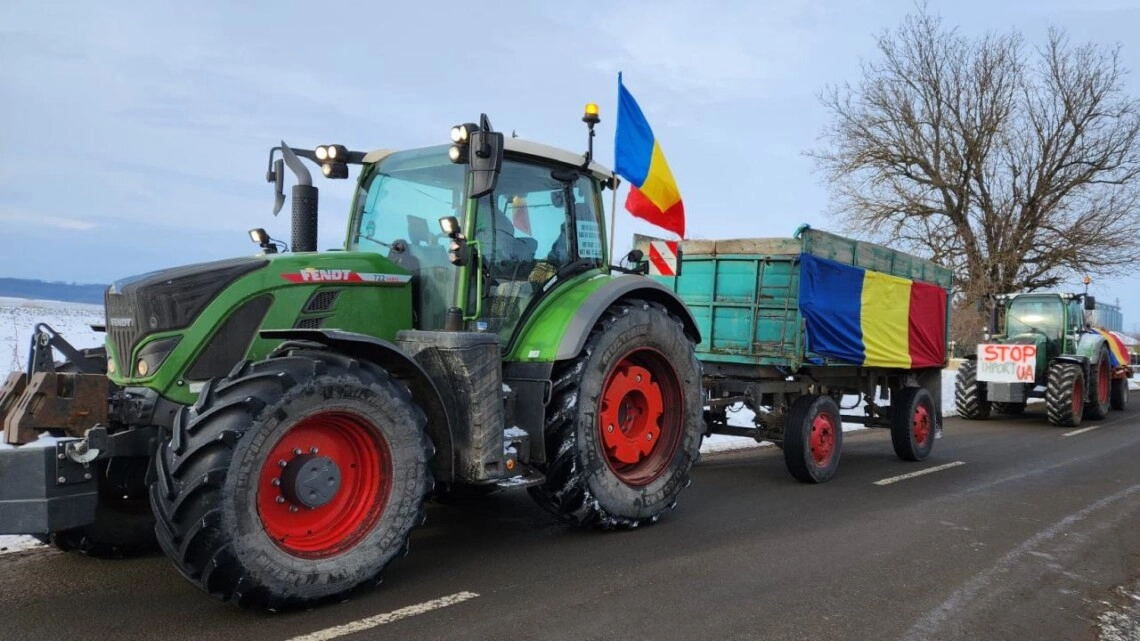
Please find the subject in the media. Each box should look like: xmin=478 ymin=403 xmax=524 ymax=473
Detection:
xmin=975 ymin=344 xmax=1037 ymax=383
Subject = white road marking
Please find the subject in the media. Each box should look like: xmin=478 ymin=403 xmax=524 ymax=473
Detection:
xmin=285 ymin=591 xmax=480 ymax=641
xmin=1063 ymin=415 xmax=1135 ymax=437
xmin=874 ymin=461 xmax=966 ymax=486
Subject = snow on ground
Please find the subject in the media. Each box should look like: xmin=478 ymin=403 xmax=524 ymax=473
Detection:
xmin=1 ymin=296 xmax=105 ymax=374
xmin=0 ymin=298 xmax=1138 ymax=553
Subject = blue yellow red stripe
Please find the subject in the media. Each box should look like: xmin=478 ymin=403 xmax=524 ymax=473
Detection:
xmin=799 ymin=254 xmax=948 ymax=368
xmin=613 ymin=73 xmax=685 ymax=238
xmin=1094 ymin=328 xmax=1130 ymax=367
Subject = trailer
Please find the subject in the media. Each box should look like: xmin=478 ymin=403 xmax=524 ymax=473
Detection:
xmin=635 ymin=226 xmax=954 ymax=482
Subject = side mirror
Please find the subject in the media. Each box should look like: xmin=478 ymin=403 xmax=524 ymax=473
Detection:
xmin=469 ymin=130 xmax=504 ymax=199
xmin=1084 ymin=295 xmax=1096 ymax=311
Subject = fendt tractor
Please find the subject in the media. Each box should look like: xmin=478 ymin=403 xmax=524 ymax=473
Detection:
xmin=0 ymin=108 xmax=706 ymax=608
xmin=0 ymin=105 xmax=952 ymax=611
xmin=955 ymin=290 xmax=1132 ymax=427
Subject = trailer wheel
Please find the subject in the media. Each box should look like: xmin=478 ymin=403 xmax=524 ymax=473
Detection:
xmin=991 ymin=402 xmax=1026 ymax=415
xmin=1110 ymin=377 xmax=1129 ymax=411
xmin=954 ymin=360 xmax=990 ymax=420
xmin=1083 ymin=347 xmax=1111 ymax=420
xmin=1045 ymin=362 xmax=1084 ymax=427
xmin=150 ymin=349 xmax=433 ymax=609
xmin=890 ymin=387 xmax=936 ymax=462
xmin=782 ymin=395 xmax=842 ymax=483
xmin=528 ymin=299 xmax=703 ymax=528
xmin=38 ymin=347 xmax=157 ymax=558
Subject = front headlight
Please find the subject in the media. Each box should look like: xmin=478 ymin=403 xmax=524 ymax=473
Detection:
xmin=134 ymin=337 xmax=181 ymax=378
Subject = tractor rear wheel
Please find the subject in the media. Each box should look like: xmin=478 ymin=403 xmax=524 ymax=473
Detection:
xmin=991 ymin=402 xmax=1026 ymax=415
xmin=954 ymin=361 xmax=990 ymax=420
xmin=37 ymin=347 xmax=157 ymax=558
xmin=149 ymin=348 xmax=433 ymax=609
xmin=1046 ymin=362 xmax=1084 ymax=427
xmin=891 ymin=387 xmax=936 ymax=462
xmin=1110 ymin=377 xmax=1129 ymax=411
xmin=528 ymin=299 xmax=703 ymax=528
xmin=1083 ymin=347 xmax=1111 ymax=420
xmin=783 ymin=394 xmax=843 ymax=483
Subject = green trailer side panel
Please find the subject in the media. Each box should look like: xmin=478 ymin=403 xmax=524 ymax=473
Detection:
xmin=635 ymin=226 xmax=954 ymax=370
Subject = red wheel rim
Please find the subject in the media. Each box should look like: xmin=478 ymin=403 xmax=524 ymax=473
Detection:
xmin=1098 ymin=361 xmax=1110 ymax=404
xmin=257 ymin=411 xmax=392 ymax=559
xmin=1072 ymin=376 xmax=1083 ymax=416
xmin=809 ymin=411 xmax=836 ymax=466
xmin=598 ymin=348 xmax=683 ymax=486
xmin=912 ymin=403 xmax=931 ymax=447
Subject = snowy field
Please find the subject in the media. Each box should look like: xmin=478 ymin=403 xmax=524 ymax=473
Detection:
xmin=0 ymin=297 xmax=1136 ymax=554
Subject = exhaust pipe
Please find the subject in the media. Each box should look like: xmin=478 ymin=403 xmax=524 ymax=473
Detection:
xmin=278 ymin=142 xmax=319 ymax=253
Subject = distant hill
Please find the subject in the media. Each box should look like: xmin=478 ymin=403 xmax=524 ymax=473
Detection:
xmin=0 ymin=278 xmax=106 ymax=305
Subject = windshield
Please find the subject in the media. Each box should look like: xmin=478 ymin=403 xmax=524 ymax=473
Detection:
xmin=349 ymin=145 xmax=464 ymax=252
xmin=1006 ymin=295 xmax=1064 ymax=340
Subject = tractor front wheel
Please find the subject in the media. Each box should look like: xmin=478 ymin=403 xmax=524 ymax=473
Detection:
xmin=1046 ymin=362 xmax=1084 ymax=427
xmin=149 ymin=348 xmax=433 ymax=609
xmin=954 ymin=361 xmax=990 ymax=420
xmin=528 ymin=299 xmax=703 ymax=528
xmin=991 ymin=402 xmax=1026 ymax=415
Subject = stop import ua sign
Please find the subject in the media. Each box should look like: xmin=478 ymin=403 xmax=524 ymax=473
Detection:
xmin=976 ymin=344 xmax=1037 ymax=383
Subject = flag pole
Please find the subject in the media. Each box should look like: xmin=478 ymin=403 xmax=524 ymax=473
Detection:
xmin=608 ymin=178 xmax=619 ymax=263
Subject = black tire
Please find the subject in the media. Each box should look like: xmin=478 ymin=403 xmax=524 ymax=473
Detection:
xmin=1083 ymin=347 xmax=1111 ymax=420
xmin=991 ymin=402 xmax=1026 ymax=415
xmin=782 ymin=395 xmax=843 ymax=483
xmin=149 ymin=348 xmax=433 ymax=609
xmin=39 ymin=347 xmax=158 ymax=558
xmin=891 ymin=387 xmax=936 ymax=462
xmin=954 ymin=361 xmax=990 ymax=420
xmin=1046 ymin=362 xmax=1084 ymax=427
xmin=528 ymin=299 xmax=703 ymax=529
xmin=1110 ymin=377 xmax=1129 ymax=411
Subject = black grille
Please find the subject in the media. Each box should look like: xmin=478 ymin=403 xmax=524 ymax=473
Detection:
xmin=294 ymin=317 xmax=326 ymax=329
xmin=104 ymin=256 xmax=268 ymax=363
xmin=303 ymin=290 xmax=340 ymax=313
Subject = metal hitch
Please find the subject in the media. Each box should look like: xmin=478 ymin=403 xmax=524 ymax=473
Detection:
xmin=2 ymin=372 xmax=110 ymax=445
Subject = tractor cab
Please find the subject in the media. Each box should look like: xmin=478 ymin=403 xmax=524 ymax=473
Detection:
xmin=345 ymin=137 xmax=612 ymax=344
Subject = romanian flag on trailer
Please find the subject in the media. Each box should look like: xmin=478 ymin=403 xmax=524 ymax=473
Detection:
xmin=613 ymin=73 xmax=686 ymax=238
xmin=799 ymin=254 xmax=948 ymax=369
xmin=1093 ymin=328 xmax=1130 ymax=368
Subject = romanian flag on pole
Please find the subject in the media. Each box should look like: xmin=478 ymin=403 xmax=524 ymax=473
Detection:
xmin=1093 ymin=328 xmax=1130 ymax=367
xmin=613 ymin=73 xmax=686 ymax=238
xmin=799 ymin=254 xmax=948 ymax=368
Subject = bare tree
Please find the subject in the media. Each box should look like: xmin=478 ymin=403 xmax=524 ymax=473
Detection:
xmin=810 ymin=5 xmax=1140 ymax=306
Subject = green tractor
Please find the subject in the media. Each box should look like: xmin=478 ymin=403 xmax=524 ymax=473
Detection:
xmin=0 ymin=108 xmax=705 ymax=608
xmin=954 ymin=291 xmax=1130 ymax=426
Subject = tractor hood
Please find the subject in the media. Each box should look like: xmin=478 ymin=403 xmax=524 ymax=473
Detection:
xmin=104 ymin=251 xmax=414 ymax=404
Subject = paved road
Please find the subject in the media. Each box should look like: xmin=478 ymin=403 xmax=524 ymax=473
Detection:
xmin=2 ymin=404 xmax=1138 ymax=641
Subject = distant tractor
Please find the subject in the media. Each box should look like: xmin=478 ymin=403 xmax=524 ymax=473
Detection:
xmin=955 ymin=291 xmax=1132 ymax=426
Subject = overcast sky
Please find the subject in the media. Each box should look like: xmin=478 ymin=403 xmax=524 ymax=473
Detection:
xmin=2 ymin=0 xmax=1139 ymax=330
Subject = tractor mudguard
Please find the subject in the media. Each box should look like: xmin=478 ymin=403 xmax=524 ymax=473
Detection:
xmin=1051 ymin=354 xmax=1090 ymax=378
xmin=260 ymin=328 xmax=455 ymax=482
xmin=553 ymin=276 xmax=701 ymax=360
